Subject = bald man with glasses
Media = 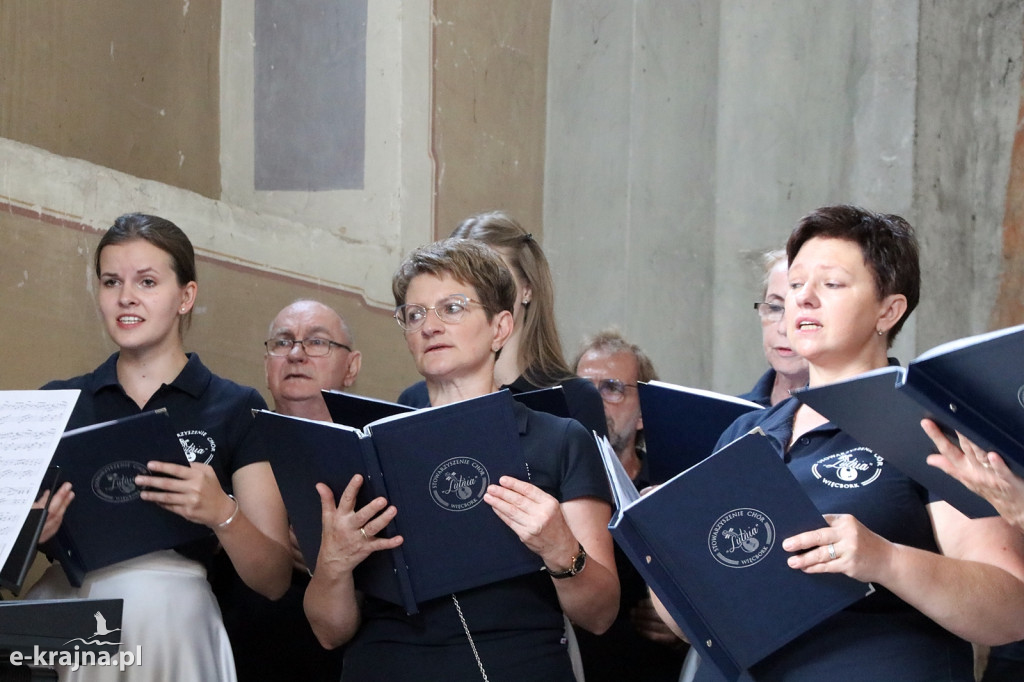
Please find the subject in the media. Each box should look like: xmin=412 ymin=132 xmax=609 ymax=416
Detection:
xmin=216 ymin=299 xmax=361 ymax=682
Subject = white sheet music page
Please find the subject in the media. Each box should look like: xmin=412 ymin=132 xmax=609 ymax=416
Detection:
xmin=0 ymin=390 xmax=79 ymax=569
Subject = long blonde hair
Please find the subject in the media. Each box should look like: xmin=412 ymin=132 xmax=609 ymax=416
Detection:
xmin=451 ymin=211 xmax=573 ymax=386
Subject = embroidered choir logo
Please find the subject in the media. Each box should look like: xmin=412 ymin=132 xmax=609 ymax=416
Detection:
xmin=8 ymin=609 xmax=142 ymax=672
xmin=92 ymin=461 xmax=149 ymax=503
xmin=708 ymin=508 xmax=775 ymax=568
xmin=177 ymin=429 xmax=216 ymax=465
xmin=429 ymin=457 xmax=490 ymax=512
xmin=811 ymin=447 xmax=883 ymax=489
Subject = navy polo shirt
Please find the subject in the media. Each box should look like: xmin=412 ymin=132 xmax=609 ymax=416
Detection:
xmin=43 ymin=353 xmax=267 ymax=565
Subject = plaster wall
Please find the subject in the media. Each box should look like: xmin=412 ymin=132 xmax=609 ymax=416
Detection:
xmin=546 ymin=0 xmax=1023 ymax=393
xmin=0 ymin=2 xmax=550 ymax=404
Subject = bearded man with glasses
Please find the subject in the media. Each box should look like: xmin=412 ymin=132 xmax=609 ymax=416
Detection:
xmin=572 ymin=328 xmax=687 ymax=682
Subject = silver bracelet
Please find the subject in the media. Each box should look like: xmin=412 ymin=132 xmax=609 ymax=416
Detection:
xmin=216 ymin=494 xmax=240 ymax=529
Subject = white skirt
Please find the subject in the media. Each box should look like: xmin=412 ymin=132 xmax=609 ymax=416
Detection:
xmin=26 ymin=550 xmax=236 ymax=682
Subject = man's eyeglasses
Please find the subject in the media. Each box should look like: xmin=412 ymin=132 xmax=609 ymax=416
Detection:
xmin=754 ymin=301 xmax=785 ymax=323
xmin=265 ymin=338 xmax=352 ymax=357
xmin=394 ymin=294 xmax=484 ymax=332
xmin=590 ymin=378 xmax=637 ymax=404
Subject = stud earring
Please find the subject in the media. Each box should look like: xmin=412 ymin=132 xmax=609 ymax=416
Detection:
xmin=876 ymin=329 xmax=885 ymax=336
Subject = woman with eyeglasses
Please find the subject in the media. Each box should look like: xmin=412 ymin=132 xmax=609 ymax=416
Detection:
xmin=657 ymin=205 xmax=1024 ymax=682
xmin=27 ymin=213 xmax=292 ymax=681
xmin=304 ymin=238 xmax=619 ymax=681
xmin=397 ymin=211 xmax=607 ymax=438
xmin=740 ymin=250 xmax=809 ymax=407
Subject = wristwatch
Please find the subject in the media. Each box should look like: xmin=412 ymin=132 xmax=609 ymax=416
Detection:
xmin=543 ymin=542 xmax=587 ymax=579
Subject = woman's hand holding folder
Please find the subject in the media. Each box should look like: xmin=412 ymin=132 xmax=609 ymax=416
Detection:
xmin=313 ymin=474 xmax=404 ymax=577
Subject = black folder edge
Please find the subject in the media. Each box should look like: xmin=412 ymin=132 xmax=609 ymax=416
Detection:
xmin=0 ymin=597 xmax=123 ymax=655
xmin=322 ymin=386 xmax=572 ymax=425
xmin=902 ymin=360 xmax=1024 ymax=479
xmin=0 ymin=467 xmax=61 ymax=595
xmin=354 ymin=430 xmax=417 ymax=612
xmin=511 ymin=385 xmax=571 ymax=419
xmin=637 ymin=381 xmax=763 ymax=484
xmin=321 ymin=390 xmax=415 ymax=429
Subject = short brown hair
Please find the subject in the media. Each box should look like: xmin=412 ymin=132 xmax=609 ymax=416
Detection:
xmin=392 ymin=238 xmax=517 ymax=321
xmin=786 ymin=205 xmax=920 ymax=347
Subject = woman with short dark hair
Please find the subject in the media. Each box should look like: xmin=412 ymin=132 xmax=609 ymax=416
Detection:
xmin=659 ymin=205 xmax=1024 ymax=681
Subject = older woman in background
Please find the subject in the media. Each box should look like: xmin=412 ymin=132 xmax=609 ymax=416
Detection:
xmin=741 ymin=249 xmax=809 ymax=407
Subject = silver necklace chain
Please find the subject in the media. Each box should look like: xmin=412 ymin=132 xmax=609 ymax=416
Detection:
xmin=449 ymin=450 xmax=529 ymax=681
xmin=452 ymin=593 xmax=489 ymax=681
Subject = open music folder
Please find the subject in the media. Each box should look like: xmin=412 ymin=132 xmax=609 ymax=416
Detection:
xmin=597 ymin=429 xmax=872 ymax=682
xmin=49 ymin=409 xmax=211 ymax=586
xmin=260 ymin=389 xmax=540 ymax=614
xmin=638 ymin=380 xmax=763 ymax=483
xmin=794 ymin=323 xmax=1024 ymax=519
xmin=322 ymin=384 xmax=571 ymax=428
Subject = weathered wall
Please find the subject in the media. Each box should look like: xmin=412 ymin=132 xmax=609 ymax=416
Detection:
xmin=0 ymin=0 xmax=221 ymax=199
xmin=432 ymin=1 xmax=551 ymax=238
xmin=545 ymin=0 xmax=721 ymax=384
xmin=4 ymin=0 xmax=1024 ymax=399
xmin=915 ymin=0 xmax=1024 ymax=343
xmin=546 ymin=0 xmax=1024 ymax=392
xmin=0 ymin=207 xmax=415 ymax=405
xmin=0 ymin=1 xmax=551 ymax=403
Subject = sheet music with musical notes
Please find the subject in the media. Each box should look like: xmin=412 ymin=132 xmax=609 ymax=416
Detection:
xmin=0 ymin=390 xmax=79 ymax=570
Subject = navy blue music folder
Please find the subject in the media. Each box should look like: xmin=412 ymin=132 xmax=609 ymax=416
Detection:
xmin=794 ymin=324 xmax=1024 ymax=519
xmin=49 ymin=409 xmax=210 ymax=586
xmin=598 ymin=430 xmax=871 ymax=682
xmin=638 ymin=381 xmax=763 ymax=483
xmin=260 ymin=389 xmax=540 ymax=614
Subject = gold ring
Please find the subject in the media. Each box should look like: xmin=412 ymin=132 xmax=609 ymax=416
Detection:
xmin=359 ymin=527 xmax=368 ymax=540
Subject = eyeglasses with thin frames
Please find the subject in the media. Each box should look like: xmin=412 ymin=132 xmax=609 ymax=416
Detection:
xmin=753 ymin=301 xmax=785 ymax=323
xmin=264 ymin=338 xmax=352 ymax=357
xmin=393 ymin=294 xmax=484 ymax=332
xmin=588 ymin=378 xmax=637 ymax=404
